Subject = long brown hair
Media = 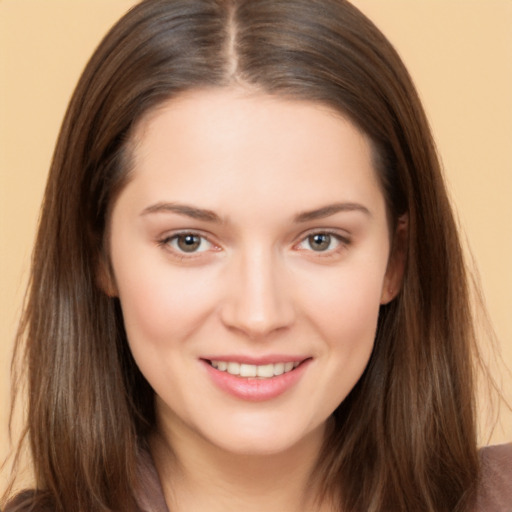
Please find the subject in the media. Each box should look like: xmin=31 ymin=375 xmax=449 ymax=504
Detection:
xmin=3 ymin=0 xmax=483 ymax=510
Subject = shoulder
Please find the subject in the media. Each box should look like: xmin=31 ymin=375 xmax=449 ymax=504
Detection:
xmin=474 ymin=443 xmax=512 ymax=512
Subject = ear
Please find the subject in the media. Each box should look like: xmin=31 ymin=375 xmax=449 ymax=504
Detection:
xmin=96 ymin=253 xmax=118 ymax=298
xmin=380 ymin=214 xmax=408 ymax=304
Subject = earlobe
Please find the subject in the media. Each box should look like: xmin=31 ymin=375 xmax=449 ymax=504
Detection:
xmin=381 ymin=214 xmax=408 ymax=304
xmin=96 ymin=254 xmax=118 ymax=297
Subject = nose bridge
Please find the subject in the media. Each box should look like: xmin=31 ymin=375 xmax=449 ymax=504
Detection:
xmin=220 ymin=243 xmax=294 ymax=337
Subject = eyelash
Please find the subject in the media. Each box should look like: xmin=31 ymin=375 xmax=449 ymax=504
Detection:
xmin=157 ymin=230 xmax=351 ymax=258
xmin=158 ymin=231 xmax=216 ymax=257
xmin=294 ymin=230 xmax=350 ymax=257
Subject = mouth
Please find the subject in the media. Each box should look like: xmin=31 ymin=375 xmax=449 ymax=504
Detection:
xmin=206 ymin=360 xmax=303 ymax=379
xmin=202 ymin=357 xmax=312 ymax=401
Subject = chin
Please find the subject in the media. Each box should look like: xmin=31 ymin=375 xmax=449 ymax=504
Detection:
xmin=196 ymin=416 xmax=327 ymax=458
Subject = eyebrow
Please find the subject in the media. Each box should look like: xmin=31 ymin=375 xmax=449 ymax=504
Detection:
xmin=140 ymin=201 xmax=370 ymax=223
xmin=141 ymin=202 xmax=221 ymax=222
xmin=293 ymin=202 xmax=371 ymax=222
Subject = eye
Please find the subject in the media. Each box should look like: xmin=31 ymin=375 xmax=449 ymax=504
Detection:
xmin=164 ymin=233 xmax=213 ymax=253
xmin=307 ymin=233 xmax=333 ymax=251
xmin=296 ymin=232 xmax=347 ymax=253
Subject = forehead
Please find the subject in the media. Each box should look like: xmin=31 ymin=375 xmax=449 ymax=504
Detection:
xmin=121 ymin=87 xmax=385 ymax=221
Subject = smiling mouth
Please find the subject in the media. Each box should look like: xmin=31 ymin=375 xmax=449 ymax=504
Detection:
xmin=207 ymin=360 xmax=303 ymax=379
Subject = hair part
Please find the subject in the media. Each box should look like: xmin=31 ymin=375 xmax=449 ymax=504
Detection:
xmin=4 ymin=1 xmax=484 ymax=510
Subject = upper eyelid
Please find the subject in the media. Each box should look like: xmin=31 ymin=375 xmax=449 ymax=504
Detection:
xmin=158 ymin=231 xmax=217 ymax=250
xmin=296 ymin=228 xmax=351 ymax=243
xmin=159 ymin=229 xmax=214 ymax=243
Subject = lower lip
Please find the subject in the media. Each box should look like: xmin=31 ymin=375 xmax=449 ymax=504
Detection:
xmin=202 ymin=360 xmax=311 ymax=402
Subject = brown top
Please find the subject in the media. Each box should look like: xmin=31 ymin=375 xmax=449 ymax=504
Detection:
xmin=135 ymin=447 xmax=170 ymax=512
xmin=474 ymin=443 xmax=512 ymax=512
xmin=136 ymin=443 xmax=512 ymax=512
xmin=3 ymin=444 xmax=510 ymax=511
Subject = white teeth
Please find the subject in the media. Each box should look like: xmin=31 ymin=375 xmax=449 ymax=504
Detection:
xmin=256 ymin=364 xmax=274 ymax=378
xmin=273 ymin=362 xmax=285 ymax=376
xmin=210 ymin=360 xmax=300 ymax=378
xmin=227 ymin=362 xmax=240 ymax=375
xmin=240 ymin=364 xmax=257 ymax=377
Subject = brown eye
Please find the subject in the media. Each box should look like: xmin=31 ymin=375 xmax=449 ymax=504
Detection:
xmin=160 ymin=232 xmax=215 ymax=256
xmin=307 ymin=233 xmax=332 ymax=251
xmin=176 ymin=234 xmax=203 ymax=252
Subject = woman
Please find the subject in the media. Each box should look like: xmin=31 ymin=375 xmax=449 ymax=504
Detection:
xmin=2 ymin=0 xmax=510 ymax=510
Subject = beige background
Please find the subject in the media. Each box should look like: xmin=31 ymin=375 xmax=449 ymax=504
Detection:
xmin=1 ymin=0 xmax=511 ymax=468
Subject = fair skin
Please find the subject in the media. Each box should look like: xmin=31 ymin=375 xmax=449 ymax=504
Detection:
xmin=106 ymin=88 xmax=405 ymax=511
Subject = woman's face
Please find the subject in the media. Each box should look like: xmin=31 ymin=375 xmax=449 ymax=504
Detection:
xmin=107 ymin=88 xmax=401 ymax=456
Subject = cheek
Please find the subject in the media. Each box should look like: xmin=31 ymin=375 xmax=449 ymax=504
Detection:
xmin=318 ymin=276 xmax=381 ymax=368
xmin=113 ymin=253 xmax=219 ymax=350
xmin=297 ymin=256 xmax=387 ymax=394
xmin=114 ymin=261 xmax=222 ymax=403
xmin=301 ymin=254 xmax=386 ymax=337
xmin=315 ymin=292 xmax=380 ymax=412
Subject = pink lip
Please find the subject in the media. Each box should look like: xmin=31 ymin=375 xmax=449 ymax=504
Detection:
xmin=201 ymin=354 xmax=307 ymax=365
xmin=201 ymin=358 xmax=311 ymax=402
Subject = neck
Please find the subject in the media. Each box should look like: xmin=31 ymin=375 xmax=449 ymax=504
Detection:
xmin=150 ymin=419 xmax=332 ymax=512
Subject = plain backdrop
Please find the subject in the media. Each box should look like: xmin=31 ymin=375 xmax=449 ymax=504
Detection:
xmin=1 ymin=0 xmax=511 ymax=466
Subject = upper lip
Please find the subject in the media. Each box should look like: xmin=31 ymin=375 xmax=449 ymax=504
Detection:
xmin=201 ymin=355 xmax=311 ymax=365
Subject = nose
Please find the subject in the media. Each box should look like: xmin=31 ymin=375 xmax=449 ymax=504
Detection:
xmin=219 ymin=247 xmax=296 ymax=339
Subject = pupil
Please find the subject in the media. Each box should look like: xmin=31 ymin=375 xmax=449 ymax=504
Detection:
xmin=178 ymin=234 xmax=200 ymax=252
xmin=310 ymin=234 xmax=330 ymax=251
